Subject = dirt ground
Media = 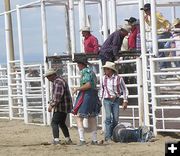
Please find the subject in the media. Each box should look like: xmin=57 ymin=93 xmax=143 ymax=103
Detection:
xmin=0 ymin=119 xmax=179 ymax=156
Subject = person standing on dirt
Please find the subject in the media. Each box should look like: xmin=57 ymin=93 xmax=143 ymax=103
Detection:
xmin=100 ymin=61 xmax=128 ymax=144
xmin=45 ymin=68 xmax=73 ymax=145
xmin=72 ymin=56 xmax=100 ymax=146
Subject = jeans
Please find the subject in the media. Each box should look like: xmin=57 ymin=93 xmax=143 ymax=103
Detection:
xmin=157 ymin=32 xmax=172 ymax=68
xmin=51 ymin=111 xmax=70 ymax=139
xmin=103 ymin=98 xmax=120 ymax=140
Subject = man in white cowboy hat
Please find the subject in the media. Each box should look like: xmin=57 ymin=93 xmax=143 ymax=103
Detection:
xmin=99 ymin=24 xmax=131 ymax=65
xmin=80 ymin=26 xmax=99 ymax=54
xmin=44 ymin=68 xmax=73 ymax=145
xmin=100 ymin=61 xmax=128 ymax=144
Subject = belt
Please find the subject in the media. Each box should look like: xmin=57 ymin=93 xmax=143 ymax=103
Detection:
xmin=104 ymin=97 xmax=118 ymax=101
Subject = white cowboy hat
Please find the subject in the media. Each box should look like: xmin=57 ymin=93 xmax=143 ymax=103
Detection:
xmin=119 ymin=24 xmax=131 ymax=33
xmin=102 ymin=61 xmax=118 ymax=73
xmin=44 ymin=68 xmax=56 ymax=77
xmin=80 ymin=26 xmax=91 ymax=32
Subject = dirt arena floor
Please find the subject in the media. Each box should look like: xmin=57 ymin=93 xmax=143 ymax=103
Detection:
xmin=0 ymin=119 xmax=180 ymax=156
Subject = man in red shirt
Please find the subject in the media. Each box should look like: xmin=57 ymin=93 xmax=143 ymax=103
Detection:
xmin=125 ymin=17 xmax=141 ymax=51
xmin=81 ymin=26 xmax=99 ymax=54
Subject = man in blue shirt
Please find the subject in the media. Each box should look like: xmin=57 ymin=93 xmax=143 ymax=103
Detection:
xmin=99 ymin=24 xmax=130 ymax=65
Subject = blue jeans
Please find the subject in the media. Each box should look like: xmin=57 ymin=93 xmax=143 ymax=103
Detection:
xmin=103 ymin=98 xmax=120 ymax=140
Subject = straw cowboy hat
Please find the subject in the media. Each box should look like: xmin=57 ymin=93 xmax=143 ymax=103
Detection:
xmin=173 ymin=18 xmax=180 ymax=27
xmin=44 ymin=68 xmax=56 ymax=77
xmin=102 ymin=61 xmax=118 ymax=73
xmin=73 ymin=56 xmax=90 ymax=65
xmin=80 ymin=26 xmax=91 ymax=32
xmin=120 ymin=24 xmax=131 ymax=33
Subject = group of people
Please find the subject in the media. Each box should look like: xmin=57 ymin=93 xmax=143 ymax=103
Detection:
xmin=81 ymin=3 xmax=180 ymax=68
xmin=43 ymin=2 xmax=180 ymax=146
xmin=81 ymin=20 xmax=140 ymax=65
xmin=44 ymin=57 xmax=129 ymax=145
xmin=140 ymin=3 xmax=180 ymax=69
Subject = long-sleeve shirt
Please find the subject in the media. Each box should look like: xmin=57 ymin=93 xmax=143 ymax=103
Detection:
xmin=84 ymin=34 xmax=99 ymax=54
xmin=99 ymin=30 xmax=124 ymax=60
xmin=51 ymin=76 xmax=72 ymax=113
xmin=100 ymin=74 xmax=128 ymax=101
xmin=145 ymin=12 xmax=171 ymax=34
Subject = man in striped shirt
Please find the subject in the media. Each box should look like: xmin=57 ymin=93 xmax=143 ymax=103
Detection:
xmin=45 ymin=69 xmax=73 ymax=145
xmin=100 ymin=61 xmax=128 ymax=143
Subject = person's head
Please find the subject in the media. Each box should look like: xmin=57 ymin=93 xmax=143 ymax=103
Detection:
xmin=120 ymin=24 xmax=131 ymax=37
xmin=73 ymin=56 xmax=90 ymax=71
xmin=44 ymin=68 xmax=57 ymax=82
xmin=125 ymin=17 xmax=137 ymax=27
xmin=80 ymin=26 xmax=91 ymax=37
xmin=102 ymin=61 xmax=118 ymax=76
xmin=140 ymin=3 xmax=151 ymax=15
xmin=173 ymin=18 xmax=180 ymax=29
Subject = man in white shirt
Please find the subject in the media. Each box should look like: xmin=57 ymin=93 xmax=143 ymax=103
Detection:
xmin=100 ymin=61 xmax=128 ymax=143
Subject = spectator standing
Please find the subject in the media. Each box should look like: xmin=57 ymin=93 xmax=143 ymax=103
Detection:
xmin=45 ymin=69 xmax=73 ymax=145
xmin=81 ymin=26 xmax=99 ymax=54
xmin=100 ymin=61 xmax=128 ymax=143
xmin=99 ymin=24 xmax=131 ymax=65
xmin=140 ymin=3 xmax=171 ymax=68
xmin=125 ymin=17 xmax=141 ymax=51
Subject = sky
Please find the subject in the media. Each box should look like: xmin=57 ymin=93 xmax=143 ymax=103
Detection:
xmin=0 ymin=0 xmax=180 ymax=64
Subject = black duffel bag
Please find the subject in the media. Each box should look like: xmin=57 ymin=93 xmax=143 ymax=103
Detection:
xmin=112 ymin=124 xmax=153 ymax=143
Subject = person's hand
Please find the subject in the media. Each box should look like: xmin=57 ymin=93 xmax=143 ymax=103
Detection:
xmin=122 ymin=101 xmax=128 ymax=110
xmin=48 ymin=105 xmax=53 ymax=112
xmin=72 ymin=88 xmax=78 ymax=95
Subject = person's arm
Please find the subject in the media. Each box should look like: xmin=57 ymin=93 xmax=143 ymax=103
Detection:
xmin=48 ymin=81 xmax=65 ymax=112
xmin=74 ymin=82 xmax=91 ymax=93
xmin=99 ymin=76 xmax=104 ymax=100
xmin=112 ymin=31 xmax=121 ymax=56
xmin=144 ymin=15 xmax=151 ymax=26
xmin=92 ymin=37 xmax=99 ymax=53
xmin=119 ymin=77 xmax=128 ymax=110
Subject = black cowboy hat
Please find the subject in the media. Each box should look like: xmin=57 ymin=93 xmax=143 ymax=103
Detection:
xmin=140 ymin=3 xmax=151 ymax=11
xmin=73 ymin=56 xmax=90 ymax=65
xmin=124 ymin=17 xmax=137 ymax=24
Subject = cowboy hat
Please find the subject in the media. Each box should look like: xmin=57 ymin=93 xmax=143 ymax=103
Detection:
xmin=124 ymin=17 xmax=137 ymax=24
xmin=173 ymin=18 xmax=180 ymax=27
xmin=102 ymin=61 xmax=118 ymax=73
xmin=80 ymin=26 xmax=91 ymax=32
xmin=73 ymin=56 xmax=90 ymax=66
xmin=140 ymin=3 xmax=151 ymax=11
xmin=44 ymin=68 xmax=56 ymax=77
xmin=120 ymin=24 xmax=131 ymax=33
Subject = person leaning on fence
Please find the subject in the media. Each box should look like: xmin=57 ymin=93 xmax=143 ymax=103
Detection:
xmin=100 ymin=61 xmax=128 ymax=144
xmin=141 ymin=3 xmax=172 ymax=68
xmin=80 ymin=26 xmax=99 ymax=54
xmin=125 ymin=17 xmax=141 ymax=51
xmin=72 ymin=56 xmax=100 ymax=146
xmin=44 ymin=69 xmax=73 ymax=145
xmin=99 ymin=24 xmax=131 ymax=65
